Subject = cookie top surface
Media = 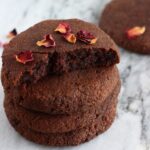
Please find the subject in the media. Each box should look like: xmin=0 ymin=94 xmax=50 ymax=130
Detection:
xmin=9 ymin=66 xmax=120 ymax=114
xmin=100 ymin=0 xmax=150 ymax=54
xmin=4 ymin=19 xmax=118 ymax=54
xmin=2 ymin=19 xmax=120 ymax=86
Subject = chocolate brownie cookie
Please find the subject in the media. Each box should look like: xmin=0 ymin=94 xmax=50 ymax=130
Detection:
xmin=3 ymin=66 xmax=120 ymax=115
xmin=100 ymin=0 xmax=150 ymax=54
xmin=4 ymin=82 xmax=120 ymax=134
xmin=2 ymin=19 xmax=120 ymax=86
xmin=5 ymin=96 xmax=117 ymax=146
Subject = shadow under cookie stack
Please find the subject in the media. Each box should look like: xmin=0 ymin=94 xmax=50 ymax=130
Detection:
xmin=2 ymin=19 xmax=121 ymax=146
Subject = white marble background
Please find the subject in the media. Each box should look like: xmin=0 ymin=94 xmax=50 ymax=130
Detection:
xmin=0 ymin=0 xmax=150 ymax=150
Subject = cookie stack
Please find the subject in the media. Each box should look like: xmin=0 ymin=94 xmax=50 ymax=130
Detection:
xmin=2 ymin=19 xmax=121 ymax=146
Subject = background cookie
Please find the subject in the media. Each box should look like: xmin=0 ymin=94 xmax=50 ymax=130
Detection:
xmin=4 ymin=81 xmax=120 ymax=133
xmin=5 ymin=96 xmax=117 ymax=146
xmin=4 ymin=66 xmax=120 ymax=115
xmin=100 ymin=0 xmax=150 ymax=54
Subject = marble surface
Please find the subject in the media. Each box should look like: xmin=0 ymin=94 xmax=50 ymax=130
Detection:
xmin=0 ymin=0 xmax=150 ymax=150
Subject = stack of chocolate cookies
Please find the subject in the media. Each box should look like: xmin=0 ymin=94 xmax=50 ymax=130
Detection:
xmin=1 ymin=19 xmax=121 ymax=146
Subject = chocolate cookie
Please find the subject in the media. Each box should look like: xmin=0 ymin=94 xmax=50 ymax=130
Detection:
xmin=4 ymin=81 xmax=120 ymax=134
xmin=2 ymin=19 xmax=120 ymax=86
xmin=3 ymin=66 xmax=120 ymax=115
xmin=100 ymin=0 xmax=150 ymax=54
xmin=5 ymin=96 xmax=117 ymax=146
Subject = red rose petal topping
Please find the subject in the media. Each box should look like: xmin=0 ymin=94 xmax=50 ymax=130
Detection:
xmin=7 ymin=28 xmax=17 ymax=39
xmin=36 ymin=34 xmax=56 ymax=48
xmin=63 ymin=33 xmax=76 ymax=44
xmin=126 ymin=26 xmax=146 ymax=39
xmin=76 ymin=30 xmax=97 ymax=44
xmin=55 ymin=23 xmax=71 ymax=34
xmin=15 ymin=50 xmax=34 ymax=64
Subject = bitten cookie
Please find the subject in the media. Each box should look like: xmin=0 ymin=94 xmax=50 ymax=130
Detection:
xmin=4 ymin=81 xmax=120 ymax=133
xmin=5 ymin=96 xmax=117 ymax=146
xmin=2 ymin=19 xmax=120 ymax=87
xmin=100 ymin=0 xmax=150 ymax=54
xmin=4 ymin=66 xmax=120 ymax=115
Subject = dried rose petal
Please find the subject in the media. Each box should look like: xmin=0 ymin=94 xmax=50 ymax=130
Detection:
xmin=55 ymin=23 xmax=71 ymax=34
xmin=7 ymin=28 xmax=17 ymax=39
xmin=76 ymin=30 xmax=97 ymax=44
xmin=63 ymin=33 xmax=76 ymax=44
xmin=126 ymin=26 xmax=146 ymax=39
xmin=36 ymin=34 xmax=56 ymax=48
xmin=15 ymin=50 xmax=34 ymax=64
